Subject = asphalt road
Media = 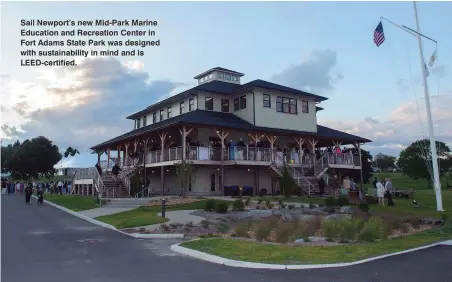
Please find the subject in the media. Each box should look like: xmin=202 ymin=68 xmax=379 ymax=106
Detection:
xmin=2 ymin=194 xmax=452 ymax=282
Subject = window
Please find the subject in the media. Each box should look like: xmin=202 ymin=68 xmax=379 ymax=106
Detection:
xmin=160 ymin=109 xmax=164 ymax=121
xmin=136 ymin=118 xmax=141 ymax=129
xmin=221 ymin=99 xmax=229 ymax=112
xmin=189 ymin=98 xmax=194 ymax=111
xmin=231 ymin=76 xmax=238 ymax=82
xmin=217 ymin=73 xmax=224 ymax=79
xmin=180 ymin=101 xmax=184 ymax=114
xmin=263 ymin=94 xmax=271 ymax=108
xmin=225 ymin=74 xmax=231 ymax=80
xmin=205 ymin=97 xmax=213 ymax=111
xmin=233 ymin=97 xmax=239 ymax=111
xmin=239 ymin=95 xmax=246 ymax=109
xmin=167 ymin=106 xmax=172 ymax=118
xmin=152 ymin=112 xmax=156 ymax=123
xmin=142 ymin=115 xmax=147 ymax=126
xmin=210 ymin=173 xmax=216 ymax=192
xmin=276 ymin=96 xmax=297 ymax=114
xmin=234 ymin=95 xmax=247 ymax=111
xmin=208 ymin=73 xmax=213 ymax=80
xmin=302 ymin=100 xmax=309 ymax=113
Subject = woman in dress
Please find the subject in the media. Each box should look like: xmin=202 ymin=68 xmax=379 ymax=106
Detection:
xmin=376 ymin=179 xmax=386 ymax=206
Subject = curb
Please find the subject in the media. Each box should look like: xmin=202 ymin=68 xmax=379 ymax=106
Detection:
xmin=33 ymin=195 xmax=185 ymax=240
xmin=170 ymin=238 xmax=452 ymax=270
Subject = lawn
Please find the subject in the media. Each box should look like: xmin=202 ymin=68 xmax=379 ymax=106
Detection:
xmin=181 ymin=223 xmax=452 ymax=264
xmin=43 ymin=194 xmax=102 ymax=212
xmin=364 ymin=172 xmax=451 ymax=191
xmin=94 ymin=200 xmax=229 ymax=229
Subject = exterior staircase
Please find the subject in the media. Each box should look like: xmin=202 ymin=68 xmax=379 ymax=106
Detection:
xmin=101 ymin=173 xmax=130 ymax=198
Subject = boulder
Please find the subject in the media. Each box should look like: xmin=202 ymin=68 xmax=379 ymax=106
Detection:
xmin=339 ymin=206 xmax=352 ymax=214
xmin=294 ymin=238 xmax=304 ymax=243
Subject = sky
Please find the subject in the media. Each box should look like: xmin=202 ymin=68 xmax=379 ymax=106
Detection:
xmin=1 ymin=1 xmax=451 ymax=168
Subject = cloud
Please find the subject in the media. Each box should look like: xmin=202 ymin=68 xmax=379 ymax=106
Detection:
xmin=1 ymin=57 xmax=184 ymax=157
xmin=319 ymin=92 xmax=452 ymax=157
xmin=271 ymin=49 xmax=342 ymax=94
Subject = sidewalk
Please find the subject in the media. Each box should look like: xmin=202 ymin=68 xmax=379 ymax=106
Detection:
xmin=79 ymin=206 xmax=136 ymax=218
xmin=139 ymin=210 xmax=205 ymax=231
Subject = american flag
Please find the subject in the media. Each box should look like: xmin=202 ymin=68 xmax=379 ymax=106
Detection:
xmin=374 ymin=21 xmax=385 ymax=47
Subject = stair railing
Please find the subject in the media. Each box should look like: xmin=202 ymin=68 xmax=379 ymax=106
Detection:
xmin=272 ymin=150 xmax=312 ymax=195
xmin=134 ymin=186 xmax=151 ymax=207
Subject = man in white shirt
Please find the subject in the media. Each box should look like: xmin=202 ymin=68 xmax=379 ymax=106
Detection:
xmin=57 ymin=181 xmax=63 ymax=195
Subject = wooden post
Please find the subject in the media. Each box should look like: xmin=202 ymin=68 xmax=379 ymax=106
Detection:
xmin=159 ymin=132 xmax=167 ymax=196
xmin=309 ymin=138 xmax=319 ymax=174
xmin=293 ymin=136 xmax=304 ymax=164
xmin=133 ymin=140 xmax=139 ymax=166
xmin=264 ymin=133 xmax=277 ymax=161
xmin=106 ymin=149 xmax=111 ymax=171
xmin=124 ymin=142 xmax=129 ymax=166
xmin=354 ymin=142 xmax=364 ymax=191
xmin=97 ymin=152 xmax=101 ymax=165
xmin=215 ymin=128 xmax=229 ymax=196
xmin=179 ymin=126 xmax=193 ymax=160
xmin=116 ymin=144 xmax=122 ymax=166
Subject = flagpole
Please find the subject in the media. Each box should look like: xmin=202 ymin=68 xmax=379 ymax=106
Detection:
xmin=413 ymin=1 xmax=443 ymax=211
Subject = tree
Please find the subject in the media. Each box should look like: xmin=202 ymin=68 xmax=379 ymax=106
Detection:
xmin=372 ymin=153 xmax=397 ymax=170
xmin=63 ymin=147 xmax=80 ymax=158
xmin=280 ymin=165 xmax=295 ymax=197
xmin=334 ymin=148 xmax=373 ymax=184
xmin=1 ymin=136 xmax=62 ymax=180
xmin=398 ymin=139 xmax=451 ymax=181
xmin=175 ymin=160 xmax=197 ymax=197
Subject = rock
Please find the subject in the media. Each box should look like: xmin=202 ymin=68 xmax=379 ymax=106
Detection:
xmin=339 ymin=206 xmax=352 ymax=214
xmin=308 ymin=236 xmax=327 ymax=242
xmin=325 ymin=214 xmax=352 ymax=221
xmin=282 ymin=212 xmax=293 ymax=221
xmin=294 ymin=238 xmax=304 ymax=243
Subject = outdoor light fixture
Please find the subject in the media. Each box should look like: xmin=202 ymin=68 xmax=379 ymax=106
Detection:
xmin=217 ymin=168 xmax=219 ymax=171
xmin=166 ymin=169 xmax=169 ymax=172
xmin=247 ymin=168 xmax=250 ymax=172
xmin=151 ymin=171 xmax=155 ymax=173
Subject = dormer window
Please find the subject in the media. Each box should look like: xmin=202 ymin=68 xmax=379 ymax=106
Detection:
xmin=136 ymin=118 xmax=141 ymax=129
xmin=152 ymin=112 xmax=156 ymax=123
xmin=231 ymin=76 xmax=238 ymax=82
xmin=217 ymin=73 xmax=224 ymax=79
xmin=143 ymin=115 xmax=147 ymax=126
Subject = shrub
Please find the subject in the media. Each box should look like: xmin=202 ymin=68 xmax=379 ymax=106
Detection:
xmin=309 ymin=203 xmax=316 ymax=209
xmin=278 ymin=198 xmax=284 ymax=206
xmin=358 ymin=217 xmax=385 ymax=242
xmin=399 ymin=222 xmax=410 ymax=234
xmin=160 ymin=224 xmax=170 ymax=231
xmin=296 ymin=217 xmax=322 ymax=238
xmin=265 ymin=198 xmax=271 ymax=206
xmin=215 ymin=202 xmax=229 ymax=213
xmin=235 ymin=220 xmax=253 ymax=237
xmin=358 ymin=202 xmax=369 ymax=213
xmin=232 ymin=200 xmax=245 ymax=211
xmin=254 ymin=219 xmax=274 ymax=241
xmin=216 ymin=223 xmax=230 ymax=233
xmin=244 ymin=197 xmax=251 ymax=206
xmin=336 ymin=195 xmax=349 ymax=207
xmin=267 ymin=203 xmax=274 ymax=209
xmin=280 ymin=203 xmax=287 ymax=209
xmin=257 ymin=197 xmax=264 ymax=204
xmin=288 ymin=204 xmax=295 ymax=209
xmin=280 ymin=165 xmax=295 ymax=197
xmin=255 ymin=204 xmax=261 ymax=209
xmin=441 ymin=213 xmax=449 ymax=225
xmin=323 ymin=219 xmax=341 ymax=241
xmin=200 ymin=220 xmax=210 ymax=229
xmin=324 ymin=196 xmax=336 ymax=207
xmin=338 ymin=219 xmax=358 ymax=242
xmin=383 ymin=218 xmax=402 ymax=236
xmin=204 ymin=199 xmax=217 ymax=211
xmin=274 ymin=222 xmax=296 ymax=243
xmin=185 ymin=221 xmax=194 ymax=228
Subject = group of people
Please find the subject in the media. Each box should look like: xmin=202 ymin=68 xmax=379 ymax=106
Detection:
xmin=1 ymin=179 xmax=72 ymax=196
xmin=373 ymin=177 xmax=394 ymax=206
xmin=1 ymin=179 xmax=44 ymax=205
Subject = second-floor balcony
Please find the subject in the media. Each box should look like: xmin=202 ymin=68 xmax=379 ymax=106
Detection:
xmin=120 ymin=146 xmax=361 ymax=168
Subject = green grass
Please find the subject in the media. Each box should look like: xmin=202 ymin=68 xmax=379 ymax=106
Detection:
xmin=95 ymin=199 xmax=230 ymax=229
xmin=364 ymin=172 xmax=451 ymax=191
xmin=44 ymin=194 xmax=102 ymax=212
xmin=181 ymin=223 xmax=452 ymax=264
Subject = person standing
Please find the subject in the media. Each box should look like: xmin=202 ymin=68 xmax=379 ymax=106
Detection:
xmin=331 ymin=175 xmax=339 ymax=196
xmin=111 ymin=163 xmax=121 ymax=182
xmin=318 ymin=177 xmax=326 ymax=196
xmin=25 ymin=183 xmax=33 ymax=205
xmin=376 ymin=178 xmax=386 ymax=206
xmin=57 ymin=181 xmax=63 ymax=195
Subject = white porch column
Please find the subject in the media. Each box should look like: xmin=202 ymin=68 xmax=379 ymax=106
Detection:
xmin=106 ymin=149 xmax=111 ymax=171
xmin=293 ymin=136 xmax=304 ymax=164
xmin=308 ymin=138 xmax=319 ymax=174
xmin=264 ymin=133 xmax=277 ymax=162
xmin=179 ymin=126 xmax=193 ymax=161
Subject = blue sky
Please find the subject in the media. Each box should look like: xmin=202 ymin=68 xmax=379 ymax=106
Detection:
xmin=1 ymin=1 xmax=451 ymax=167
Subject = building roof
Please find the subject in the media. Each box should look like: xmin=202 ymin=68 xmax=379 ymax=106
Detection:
xmin=126 ymin=79 xmax=328 ymax=120
xmin=92 ymin=110 xmax=371 ymax=150
xmin=193 ymin=67 xmax=245 ymax=79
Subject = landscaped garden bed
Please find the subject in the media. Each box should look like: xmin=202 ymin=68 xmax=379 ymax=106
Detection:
xmin=145 ymin=197 xmax=204 ymax=207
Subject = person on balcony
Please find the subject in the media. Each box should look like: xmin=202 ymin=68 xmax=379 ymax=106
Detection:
xmin=112 ymin=163 xmax=121 ymax=182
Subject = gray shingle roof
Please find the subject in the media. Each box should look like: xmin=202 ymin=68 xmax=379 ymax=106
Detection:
xmin=92 ymin=110 xmax=371 ymax=150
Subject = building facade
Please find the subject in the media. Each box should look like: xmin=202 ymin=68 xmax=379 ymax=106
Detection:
xmin=74 ymin=67 xmax=371 ymax=198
